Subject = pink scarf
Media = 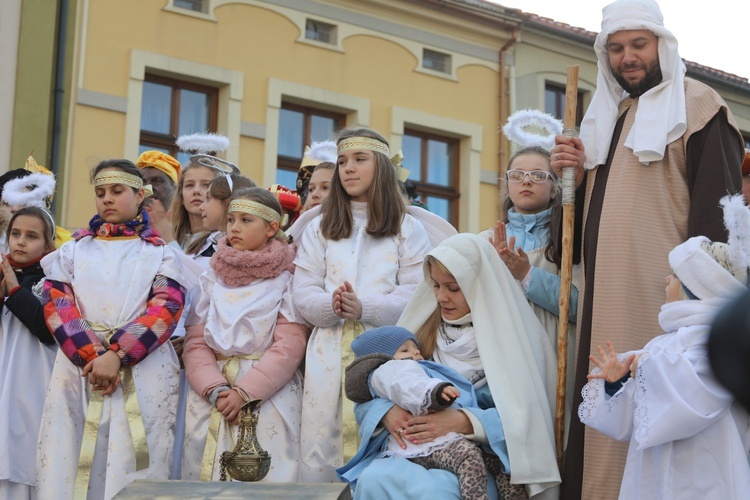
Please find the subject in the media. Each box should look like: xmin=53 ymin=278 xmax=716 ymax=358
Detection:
xmin=210 ymin=236 xmax=295 ymax=287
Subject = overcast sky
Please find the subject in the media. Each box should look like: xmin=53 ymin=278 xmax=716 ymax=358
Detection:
xmin=491 ymin=0 xmax=749 ymax=80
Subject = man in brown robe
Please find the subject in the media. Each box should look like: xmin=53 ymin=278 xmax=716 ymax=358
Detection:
xmin=551 ymin=0 xmax=744 ymax=498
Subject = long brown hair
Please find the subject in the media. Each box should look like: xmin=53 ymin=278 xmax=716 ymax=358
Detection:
xmin=185 ymin=173 xmax=257 ymax=255
xmin=413 ymin=255 xmax=454 ymax=360
xmin=320 ymin=128 xmax=406 ymax=241
xmin=502 ymin=146 xmax=563 ymax=266
xmin=170 ymin=161 xmax=221 ymax=248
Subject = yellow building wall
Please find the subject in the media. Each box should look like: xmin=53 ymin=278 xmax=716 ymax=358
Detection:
xmin=61 ymin=0 xmax=511 ymax=230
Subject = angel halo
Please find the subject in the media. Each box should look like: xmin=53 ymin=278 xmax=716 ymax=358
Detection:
xmin=501 ymin=109 xmax=563 ymax=151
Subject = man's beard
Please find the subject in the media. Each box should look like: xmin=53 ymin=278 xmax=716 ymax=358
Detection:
xmin=611 ymin=58 xmax=663 ymax=97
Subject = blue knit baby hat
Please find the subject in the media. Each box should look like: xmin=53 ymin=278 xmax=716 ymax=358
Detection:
xmin=351 ymin=326 xmax=419 ymax=358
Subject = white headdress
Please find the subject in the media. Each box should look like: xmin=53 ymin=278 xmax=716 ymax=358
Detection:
xmin=301 ymin=140 xmax=337 ymax=167
xmin=669 ymin=194 xmax=750 ymax=301
xmin=177 ymin=132 xmax=239 ymax=181
xmin=398 ymin=234 xmax=560 ymax=496
xmin=2 ymin=172 xmax=56 ymax=209
xmin=579 ymin=0 xmax=686 ymax=168
xmin=176 ymin=132 xmax=230 ymax=156
xmin=501 ymin=109 xmax=563 ymax=151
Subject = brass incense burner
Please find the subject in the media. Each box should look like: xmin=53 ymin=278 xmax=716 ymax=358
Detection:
xmin=219 ymin=400 xmax=271 ymax=482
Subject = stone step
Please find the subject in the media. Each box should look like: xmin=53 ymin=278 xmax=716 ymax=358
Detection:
xmin=114 ymin=480 xmax=352 ymax=499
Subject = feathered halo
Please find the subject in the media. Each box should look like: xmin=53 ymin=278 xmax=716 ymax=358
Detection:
xmin=2 ymin=172 xmax=56 ymax=209
xmin=303 ymin=140 xmax=337 ymax=166
xmin=176 ymin=132 xmax=230 ymax=155
xmin=177 ymin=132 xmax=239 ymax=176
xmin=501 ymin=109 xmax=563 ymax=151
xmin=720 ymin=194 xmax=750 ymax=272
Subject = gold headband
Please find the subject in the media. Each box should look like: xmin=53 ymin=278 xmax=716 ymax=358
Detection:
xmin=337 ymin=137 xmax=390 ymax=156
xmin=94 ymin=171 xmax=153 ymax=197
xmin=228 ymin=199 xmax=288 ymax=239
xmin=336 ymin=137 xmax=411 ymax=182
xmin=228 ymin=199 xmax=281 ymax=223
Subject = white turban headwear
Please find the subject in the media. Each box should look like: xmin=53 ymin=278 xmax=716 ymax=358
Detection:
xmin=579 ymin=0 xmax=686 ymax=168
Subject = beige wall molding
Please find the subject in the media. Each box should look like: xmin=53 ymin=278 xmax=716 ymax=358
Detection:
xmin=77 ymin=88 xmax=128 ymax=114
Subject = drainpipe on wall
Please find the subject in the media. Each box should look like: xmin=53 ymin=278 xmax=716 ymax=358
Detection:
xmin=498 ymin=28 xmax=517 ymax=220
xmin=50 ymin=0 xmax=69 ymax=214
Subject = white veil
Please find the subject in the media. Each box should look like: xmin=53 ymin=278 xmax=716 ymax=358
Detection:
xmin=398 ymin=233 xmax=560 ymax=496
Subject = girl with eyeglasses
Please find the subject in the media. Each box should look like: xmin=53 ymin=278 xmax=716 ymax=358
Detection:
xmin=480 ymin=146 xmax=579 ymax=428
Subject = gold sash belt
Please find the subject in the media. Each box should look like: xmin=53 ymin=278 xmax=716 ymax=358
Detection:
xmin=341 ymin=320 xmax=365 ymax=462
xmin=200 ymin=352 xmax=263 ymax=481
xmin=75 ymin=325 xmax=149 ymax=500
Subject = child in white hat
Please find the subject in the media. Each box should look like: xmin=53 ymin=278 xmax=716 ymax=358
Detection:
xmin=579 ymin=195 xmax=750 ymax=499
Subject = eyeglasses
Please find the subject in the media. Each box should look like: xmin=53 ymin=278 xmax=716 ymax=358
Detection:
xmin=505 ymin=169 xmax=553 ymax=183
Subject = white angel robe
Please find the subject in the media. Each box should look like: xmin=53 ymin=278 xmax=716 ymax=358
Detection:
xmin=293 ymin=201 xmax=433 ymax=482
xmin=0 ymin=289 xmax=57 ymax=499
xmin=37 ymin=238 xmax=187 ymax=500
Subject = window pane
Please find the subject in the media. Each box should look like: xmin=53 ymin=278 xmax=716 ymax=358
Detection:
xmin=278 ymin=108 xmax=305 ymax=158
xmin=310 ymin=115 xmax=337 ymax=143
xmin=275 ymin=167 xmax=298 ymax=188
xmin=177 ymin=151 xmax=192 ymax=166
xmin=545 ymin=87 xmax=561 ymax=119
xmin=141 ymin=82 xmax=172 ymax=134
xmin=174 ymin=0 xmax=205 ymax=12
xmin=427 ymin=139 xmax=451 ymax=186
xmin=423 ymin=49 xmax=451 ymax=74
xmin=305 ymin=19 xmax=336 ymax=44
xmin=402 ymin=135 xmax=422 ymax=182
xmin=139 ymin=144 xmax=169 ymax=155
xmin=426 ymin=196 xmax=450 ymax=223
xmin=179 ymin=89 xmax=210 ymax=135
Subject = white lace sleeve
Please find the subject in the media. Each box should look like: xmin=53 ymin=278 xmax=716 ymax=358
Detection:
xmin=578 ymin=351 xmax=639 ymax=442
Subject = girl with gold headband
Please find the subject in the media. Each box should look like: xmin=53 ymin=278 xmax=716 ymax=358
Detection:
xmin=290 ymin=128 xmax=438 ymax=482
xmin=36 ymin=159 xmax=191 ymax=499
xmin=180 ymin=187 xmax=309 ymax=482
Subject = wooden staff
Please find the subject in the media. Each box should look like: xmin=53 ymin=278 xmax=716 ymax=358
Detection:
xmin=555 ymin=65 xmax=579 ymax=471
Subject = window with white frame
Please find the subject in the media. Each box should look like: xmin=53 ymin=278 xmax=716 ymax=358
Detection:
xmin=305 ymin=19 xmax=337 ymax=45
xmin=139 ymin=74 xmax=218 ymax=165
xmin=173 ymin=0 xmax=207 ymax=13
xmin=423 ymin=49 xmax=452 ymax=74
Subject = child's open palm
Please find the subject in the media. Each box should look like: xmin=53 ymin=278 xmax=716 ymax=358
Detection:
xmin=488 ymin=221 xmax=531 ymax=280
xmin=587 ymin=341 xmax=636 ymax=383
